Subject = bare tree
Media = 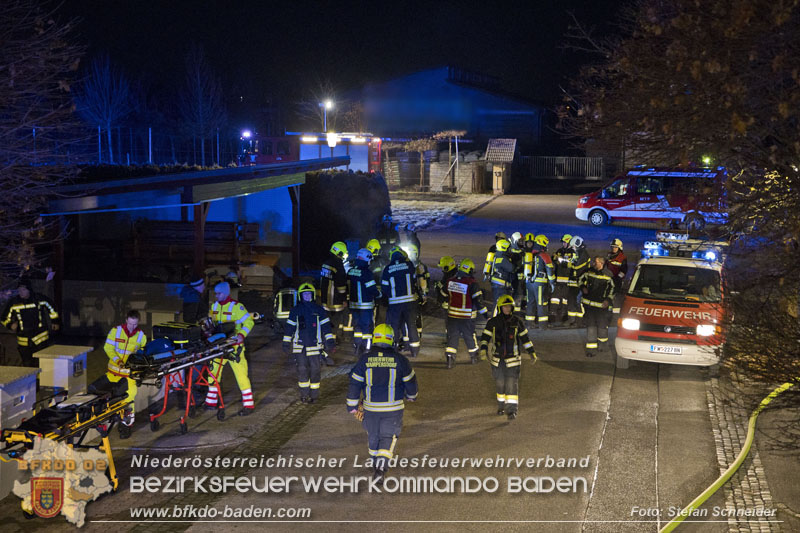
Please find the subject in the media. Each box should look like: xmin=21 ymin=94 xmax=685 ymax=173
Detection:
xmin=179 ymin=44 xmax=226 ymax=167
xmin=0 ymin=0 xmax=83 ymax=290
xmin=294 ymin=78 xmax=340 ymax=132
xmin=561 ymin=0 xmax=800 ymax=439
xmin=74 ymin=54 xmax=133 ymax=164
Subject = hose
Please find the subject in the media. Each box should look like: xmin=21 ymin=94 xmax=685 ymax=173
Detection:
xmin=659 ymin=381 xmax=795 ymax=532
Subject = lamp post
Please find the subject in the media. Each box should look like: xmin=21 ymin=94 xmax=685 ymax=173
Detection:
xmin=319 ymin=100 xmax=333 ymax=131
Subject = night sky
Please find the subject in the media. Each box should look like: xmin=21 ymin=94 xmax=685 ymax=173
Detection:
xmin=58 ymin=0 xmax=622 ymax=127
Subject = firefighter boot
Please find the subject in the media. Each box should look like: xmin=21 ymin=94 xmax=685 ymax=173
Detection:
xmin=497 ymin=403 xmax=506 ymax=415
xmin=446 ymin=355 xmax=455 ymax=369
xmin=507 ymin=411 xmax=517 ymax=420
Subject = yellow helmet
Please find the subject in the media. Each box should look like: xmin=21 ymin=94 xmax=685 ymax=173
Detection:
xmin=610 ymin=238 xmax=623 ymax=249
xmin=496 ymin=294 xmax=515 ymax=308
xmin=298 ymin=282 xmax=315 ymax=296
xmin=372 ymin=324 xmax=394 ymax=346
xmin=366 ymin=238 xmax=381 ymax=255
xmin=561 ymin=234 xmax=573 ymax=243
xmin=525 ymin=233 xmax=535 ymax=242
xmin=404 ymin=243 xmax=419 ymax=263
xmin=330 ymin=241 xmax=348 ymax=258
xmin=389 ymin=245 xmax=407 ymax=260
xmin=534 ymin=234 xmax=549 ymax=248
xmin=438 ymin=256 xmax=456 ymax=272
xmin=459 ymin=258 xmax=475 ymax=274
xmin=495 ymin=239 xmax=510 ymax=252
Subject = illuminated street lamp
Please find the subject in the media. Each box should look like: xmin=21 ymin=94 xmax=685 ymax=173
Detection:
xmin=319 ymin=100 xmax=333 ymax=131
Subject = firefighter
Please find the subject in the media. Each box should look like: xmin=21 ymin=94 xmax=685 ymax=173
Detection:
xmin=1 ymin=278 xmax=59 ymax=367
xmin=272 ymin=279 xmax=297 ymax=339
xmin=405 ymin=243 xmax=429 ymax=340
xmin=580 ymin=257 xmax=615 ymax=357
xmin=509 ymin=232 xmax=526 ymax=309
xmin=347 ymin=324 xmax=418 ymax=484
xmin=347 ymin=248 xmax=381 ymax=356
xmin=550 ymin=234 xmax=575 ymax=324
xmin=440 ymin=258 xmax=488 ymax=368
xmin=376 ymin=214 xmax=399 ymax=261
xmin=567 ymin=235 xmax=591 ymax=326
xmin=490 ymin=239 xmax=515 ymax=313
xmin=483 ymin=232 xmax=508 ymax=280
xmin=606 ymin=238 xmax=628 ymax=314
xmin=92 ymin=309 xmax=147 ymax=438
xmin=523 ymin=235 xmax=556 ymax=328
xmin=204 ymin=282 xmax=256 ymax=416
xmin=381 ymin=246 xmax=421 ymax=357
xmin=435 ymin=256 xmax=458 ymax=305
xmin=479 ymin=294 xmax=536 ymax=420
xmin=367 ymin=238 xmax=387 ymax=324
xmin=320 ymin=241 xmax=349 ymax=346
xmin=283 ymin=282 xmax=336 ymax=403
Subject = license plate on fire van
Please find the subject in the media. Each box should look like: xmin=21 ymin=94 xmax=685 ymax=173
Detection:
xmin=650 ymin=345 xmax=682 ymax=354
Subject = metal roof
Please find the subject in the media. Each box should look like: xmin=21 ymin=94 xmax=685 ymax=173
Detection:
xmin=485 ymin=138 xmax=517 ymax=163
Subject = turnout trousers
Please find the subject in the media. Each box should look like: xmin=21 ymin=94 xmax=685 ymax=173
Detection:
xmin=492 ymin=359 xmax=521 ymax=414
xmin=294 ymin=347 xmax=322 ymax=400
xmin=445 ymin=317 xmax=479 ymax=361
xmin=386 ymin=303 xmax=420 ymax=356
xmin=584 ymin=306 xmax=610 ymax=356
xmin=363 ymin=409 xmax=403 ymax=472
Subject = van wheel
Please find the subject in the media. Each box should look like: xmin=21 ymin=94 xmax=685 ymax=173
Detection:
xmin=683 ymin=213 xmax=706 ymax=232
xmin=589 ymin=209 xmax=608 ymax=226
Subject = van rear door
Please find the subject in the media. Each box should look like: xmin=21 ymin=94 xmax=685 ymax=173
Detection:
xmin=632 ymin=173 xmax=680 ymax=220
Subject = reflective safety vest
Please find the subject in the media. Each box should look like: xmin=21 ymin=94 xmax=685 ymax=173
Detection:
xmin=210 ymin=299 xmax=254 ymax=337
xmin=273 ymin=288 xmax=297 ymax=320
xmin=606 ymin=250 xmax=628 ymax=285
xmin=579 ymin=268 xmax=615 ymax=308
xmin=104 ymin=325 xmax=147 ymax=377
xmin=524 ymin=250 xmax=555 ymax=283
xmin=480 ymin=314 xmax=535 ymax=367
xmin=381 ymin=259 xmax=418 ymax=305
xmin=443 ymin=272 xmax=487 ymax=319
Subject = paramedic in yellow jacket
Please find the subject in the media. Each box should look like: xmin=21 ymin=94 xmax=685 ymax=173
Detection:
xmin=97 ymin=309 xmax=147 ymax=438
xmin=204 ymin=281 xmax=256 ymax=416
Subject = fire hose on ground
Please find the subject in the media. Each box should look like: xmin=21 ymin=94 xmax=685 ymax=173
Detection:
xmin=659 ymin=381 xmax=795 ymax=533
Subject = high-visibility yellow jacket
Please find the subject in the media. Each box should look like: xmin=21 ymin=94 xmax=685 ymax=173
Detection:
xmin=209 ymin=298 xmax=254 ymax=338
xmin=104 ymin=325 xmax=147 ymax=377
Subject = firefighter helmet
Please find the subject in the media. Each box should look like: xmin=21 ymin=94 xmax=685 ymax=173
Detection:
xmin=495 ymin=239 xmax=510 ymax=252
xmin=356 ymin=248 xmax=373 ymax=263
xmin=366 ymin=238 xmax=381 ymax=255
xmin=495 ymin=231 xmax=508 ymax=241
xmin=373 ymin=324 xmax=394 ymax=346
xmin=298 ymin=282 xmax=316 ymax=296
xmin=610 ymin=238 xmax=623 ymax=249
xmin=459 ymin=258 xmax=476 ymax=274
xmin=525 ymin=233 xmax=535 ymax=242
xmin=389 ymin=245 xmax=407 ymax=261
xmin=569 ymin=236 xmax=584 ymax=249
xmin=404 ymin=243 xmax=419 ymax=264
xmin=561 ymin=234 xmax=573 ymax=243
xmin=496 ymin=294 xmax=515 ymax=309
xmin=438 ymin=256 xmax=456 ymax=272
xmin=511 ymin=231 xmax=523 ymax=244
xmin=534 ymin=234 xmax=549 ymax=248
xmin=330 ymin=241 xmax=348 ymax=258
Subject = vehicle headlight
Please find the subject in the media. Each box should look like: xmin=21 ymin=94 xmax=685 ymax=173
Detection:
xmin=579 ymin=197 xmax=588 ymax=204
xmin=696 ymin=324 xmax=715 ymax=336
xmin=621 ymin=318 xmax=640 ymax=330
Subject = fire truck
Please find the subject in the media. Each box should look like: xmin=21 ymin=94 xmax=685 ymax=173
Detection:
xmin=238 ymin=131 xmax=382 ymax=173
xmin=615 ymin=233 xmax=727 ymax=367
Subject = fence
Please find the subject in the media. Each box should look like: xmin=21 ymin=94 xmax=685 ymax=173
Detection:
xmin=382 ymin=150 xmax=489 ymax=192
xmin=518 ymin=156 xmax=606 ymax=180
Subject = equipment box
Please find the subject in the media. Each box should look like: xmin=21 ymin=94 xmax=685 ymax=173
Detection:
xmin=0 ymin=366 xmax=39 ymax=434
xmin=33 ymin=345 xmax=92 ymax=394
xmin=153 ymin=322 xmax=202 ymax=345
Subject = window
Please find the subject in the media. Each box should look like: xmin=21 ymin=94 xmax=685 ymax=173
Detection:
xmin=261 ymin=141 xmax=273 ymax=156
xmin=277 ymin=140 xmax=291 ymax=155
xmin=602 ymin=178 xmax=630 ymax=199
xmin=636 ymin=177 xmax=664 ymax=195
xmin=629 ymin=264 xmax=721 ymax=302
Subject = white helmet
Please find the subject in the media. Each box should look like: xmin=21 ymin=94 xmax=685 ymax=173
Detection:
xmin=356 ymin=248 xmax=373 ymax=263
xmin=511 ymin=231 xmax=523 ymax=244
xmin=569 ymin=236 xmax=584 ymax=249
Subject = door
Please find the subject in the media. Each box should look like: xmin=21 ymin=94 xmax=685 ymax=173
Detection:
xmin=599 ymin=177 xmax=635 ymax=219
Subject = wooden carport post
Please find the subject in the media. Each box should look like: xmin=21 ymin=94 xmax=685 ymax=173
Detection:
xmin=193 ymin=202 xmax=210 ymax=277
xmin=289 ymin=185 xmax=300 ymax=278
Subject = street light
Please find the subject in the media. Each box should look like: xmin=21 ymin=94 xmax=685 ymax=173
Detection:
xmin=319 ymin=100 xmax=333 ymax=131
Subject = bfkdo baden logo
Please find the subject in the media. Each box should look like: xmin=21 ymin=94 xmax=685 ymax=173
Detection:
xmin=31 ymin=477 xmax=65 ymax=518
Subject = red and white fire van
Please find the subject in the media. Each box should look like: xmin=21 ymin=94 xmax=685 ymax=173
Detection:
xmin=614 ymin=233 xmax=727 ymax=366
xmin=575 ymin=167 xmax=727 ymax=229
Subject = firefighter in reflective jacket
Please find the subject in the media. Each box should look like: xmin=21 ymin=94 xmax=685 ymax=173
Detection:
xmin=440 ymin=258 xmax=488 ymax=368
xmin=347 ymin=324 xmax=418 ymax=483
xmin=490 ymin=239 xmax=515 ymax=312
xmin=509 ymin=232 xmax=526 ymax=309
xmin=550 ymin=234 xmax=575 ymax=324
xmin=347 ymin=249 xmax=381 ymax=356
xmin=606 ymin=238 xmax=628 ymax=314
xmin=483 ymin=232 xmax=508 ymax=280
xmin=479 ymin=294 xmax=536 ymax=420
xmin=272 ymin=281 xmax=297 ymax=338
xmin=321 ymin=241 xmax=349 ymax=343
xmin=523 ymin=234 xmax=556 ymax=328
xmin=405 ymin=243 xmax=429 ymax=340
xmin=284 ymin=283 xmax=336 ymax=403
xmin=205 ymin=282 xmax=256 ymax=415
xmin=1 ymin=278 xmax=59 ymax=367
xmin=367 ymin=239 xmax=388 ymax=324
xmin=580 ymin=257 xmax=615 ymax=357
xmin=95 ymin=309 xmax=147 ymax=438
xmin=567 ymin=236 xmax=591 ymax=326
xmin=381 ymin=247 xmax=421 ymax=357
xmin=435 ymin=256 xmax=458 ymax=307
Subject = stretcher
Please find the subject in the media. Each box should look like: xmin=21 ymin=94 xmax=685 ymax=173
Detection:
xmin=126 ymin=330 xmax=243 ymax=434
xmin=1 ymin=392 xmax=132 ymax=493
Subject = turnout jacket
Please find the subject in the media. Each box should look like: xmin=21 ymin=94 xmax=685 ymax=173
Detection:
xmin=320 ymin=253 xmax=348 ymax=312
xmin=347 ymin=259 xmax=381 ymax=310
xmin=606 ymin=250 xmax=628 ymax=287
xmin=490 ymin=253 xmax=516 ymax=288
xmin=104 ymin=324 xmax=147 ymax=377
xmin=381 ymin=257 xmax=418 ymax=305
xmin=283 ymin=301 xmax=335 ymax=354
xmin=347 ymin=346 xmax=418 ymax=412
xmin=440 ymin=271 xmax=488 ymax=319
xmin=210 ymin=298 xmax=254 ymax=338
xmin=579 ymin=267 xmax=615 ymax=308
xmin=523 ymin=250 xmax=555 ymax=284
xmin=480 ymin=313 xmax=535 ymax=367
xmin=568 ymin=246 xmax=591 ymax=287
xmin=553 ymin=245 xmax=576 ymax=284
xmin=1 ymin=292 xmax=59 ymax=346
